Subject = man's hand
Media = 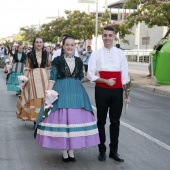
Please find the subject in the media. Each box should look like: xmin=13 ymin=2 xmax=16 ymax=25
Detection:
xmin=106 ymin=78 xmax=116 ymax=86
xmin=125 ymin=96 xmax=130 ymax=104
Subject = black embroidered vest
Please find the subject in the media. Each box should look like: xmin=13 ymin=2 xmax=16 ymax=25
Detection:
xmin=27 ymin=50 xmax=48 ymax=68
xmin=13 ymin=52 xmax=26 ymax=63
xmin=9 ymin=50 xmax=16 ymax=57
xmin=53 ymin=56 xmax=83 ymax=79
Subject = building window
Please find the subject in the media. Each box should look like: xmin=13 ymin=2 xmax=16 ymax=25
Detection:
xmin=111 ymin=14 xmax=118 ymax=20
xmin=142 ymin=37 xmax=150 ymax=45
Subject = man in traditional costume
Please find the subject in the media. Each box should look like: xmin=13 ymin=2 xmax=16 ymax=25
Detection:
xmin=88 ymin=26 xmax=128 ymax=162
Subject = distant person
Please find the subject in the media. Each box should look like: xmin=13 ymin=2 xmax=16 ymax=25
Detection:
xmin=147 ymin=45 xmax=157 ymax=77
xmin=8 ymin=45 xmax=16 ymax=64
xmin=147 ymin=55 xmax=152 ymax=77
xmin=78 ymin=44 xmax=86 ymax=60
xmin=46 ymin=46 xmax=52 ymax=62
xmin=82 ymin=45 xmax=92 ymax=76
xmin=6 ymin=45 xmax=26 ymax=93
xmin=115 ymin=44 xmax=120 ymax=49
xmin=0 ymin=46 xmax=3 ymax=56
xmin=25 ymin=47 xmax=29 ymax=55
xmin=1 ymin=46 xmax=9 ymax=68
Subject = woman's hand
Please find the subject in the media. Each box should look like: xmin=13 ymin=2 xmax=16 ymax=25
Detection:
xmin=81 ymin=76 xmax=89 ymax=83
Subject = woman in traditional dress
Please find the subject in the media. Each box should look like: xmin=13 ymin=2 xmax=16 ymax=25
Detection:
xmin=8 ymin=45 xmax=16 ymax=64
xmin=4 ymin=45 xmax=16 ymax=74
xmin=34 ymin=36 xmax=100 ymax=162
xmin=46 ymin=46 xmax=52 ymax=74
xmin=0 ymin=46 xmax=9 ymax=69
xmin=6 ymin=45 xmax=26 ymax=93
xmin=16 ymin=38 xmax=50 ymax=123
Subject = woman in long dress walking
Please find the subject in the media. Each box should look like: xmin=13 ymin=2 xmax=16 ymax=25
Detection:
xmin=35 ymin=36 xmax=100 ymax=162
xmin=16 ymin=38 xmax=50 ymax=123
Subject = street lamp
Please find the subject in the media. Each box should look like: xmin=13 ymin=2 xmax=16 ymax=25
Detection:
xmin=95 ymin=0 xmax=98 ymax=50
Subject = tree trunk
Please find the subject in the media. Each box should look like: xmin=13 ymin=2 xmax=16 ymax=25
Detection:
xmin=82 ymin=39 xmax=87 ymax=49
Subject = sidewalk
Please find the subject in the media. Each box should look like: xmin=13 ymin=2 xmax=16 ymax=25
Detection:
xmin=129 ymin=69 xmax=170 ymax=97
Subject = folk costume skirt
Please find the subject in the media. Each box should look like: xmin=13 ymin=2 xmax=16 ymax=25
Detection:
xmin=6 ymin=62 xmax=25 ymax=92
xmin=35 ymin=78 xmax=100 ymax=149
xmin=16 ymin=68 xmax=49 ymax=122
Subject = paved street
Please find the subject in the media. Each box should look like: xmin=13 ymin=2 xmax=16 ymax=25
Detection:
xmin=128 ymin=62 xmax=148 ymax=75
xmin=0 ymin=67 xmax=170 ymax=170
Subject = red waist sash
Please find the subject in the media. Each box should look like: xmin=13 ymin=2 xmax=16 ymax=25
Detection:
xmin=96 ymin=71 xmax=122 ymax=89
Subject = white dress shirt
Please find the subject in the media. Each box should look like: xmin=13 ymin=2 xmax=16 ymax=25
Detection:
xmin=52 ymin=49 xmax=79 ymax=61
xmin=87 ymin=46 xmax=128 ymax=85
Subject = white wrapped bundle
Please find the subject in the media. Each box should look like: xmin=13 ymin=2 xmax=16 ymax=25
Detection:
xmin=42 ymin=90 xmax=59 ymax=119
xmin=44 ymin=90 xmax=59 ymax=109
xmin=18 ymin=75 xmax=28 ymax=90
xmin=5 ymin=59 xmax=9 ymax=63
xmin=6 ymin=64 xmax=12 ymax=73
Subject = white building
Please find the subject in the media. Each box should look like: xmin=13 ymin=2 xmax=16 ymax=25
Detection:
xmin=107 ymin=0 xmax=169 ymax=63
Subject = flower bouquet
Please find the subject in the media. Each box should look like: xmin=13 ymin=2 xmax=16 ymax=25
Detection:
xmin=4 ymin=59 xmax=10 ymax=73
xmin=6 ymin=64 xmax=12 ymax=74
xmin=42 ymin=90 xmax=59 ymax=119
xmin=124 ymin=76 xmax=131 ymax=113
xmin=5 ymin=59 xmax=9 ymax=63
xmin=18 ymin=75 xmax=28 ymax=90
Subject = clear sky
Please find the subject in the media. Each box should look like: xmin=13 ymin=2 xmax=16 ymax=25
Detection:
xmin=0 ymin=0 xmax=114 ymax=38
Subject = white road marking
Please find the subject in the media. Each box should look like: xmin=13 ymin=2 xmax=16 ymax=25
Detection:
xmin=92 ymin=105 xmax=170 ymax=152
xmin=92 ymin=105 xmax=97 ymax=111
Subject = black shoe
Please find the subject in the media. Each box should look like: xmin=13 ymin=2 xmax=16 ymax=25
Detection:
xmin=109 ymin=153 xmax=124 ymax=162
xmin=98 ymin=153 xmax=106 ymax=161
xmin=69 ymin=156 xmax=76 ymax=162
xmin=62 ymin=156 xmax=69 ymax=162
xmin=16 ymin=92 xmax=19 ymax=96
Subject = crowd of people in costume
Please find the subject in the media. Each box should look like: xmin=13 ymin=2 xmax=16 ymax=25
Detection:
xmin=0 ymin=25 xmax=129 ymax=163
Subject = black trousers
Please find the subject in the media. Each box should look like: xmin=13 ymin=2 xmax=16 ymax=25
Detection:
xmin=95 ymin=86 xmax=123 ymax=154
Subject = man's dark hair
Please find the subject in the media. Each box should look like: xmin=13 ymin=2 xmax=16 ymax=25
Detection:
xmin=103 ymin=25 xmax=114 ymax=32
xmin=116 ymin=44 xmax=120 ymax=48
xmin=62 ymin=33 xmax=70 ymax=38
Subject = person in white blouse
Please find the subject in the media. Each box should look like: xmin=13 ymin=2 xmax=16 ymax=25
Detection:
xmin=52 ymin=34 xmax=79 ymax=61
xmin=88 ymin=25 xmax=128 ymax=162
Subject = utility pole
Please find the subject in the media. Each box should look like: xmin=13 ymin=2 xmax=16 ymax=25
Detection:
xmin=95 ymin=0 xmax=98 ymax=50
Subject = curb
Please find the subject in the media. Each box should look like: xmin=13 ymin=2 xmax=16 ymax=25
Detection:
xmin=132 ymin=82 xmax=170 ymax=97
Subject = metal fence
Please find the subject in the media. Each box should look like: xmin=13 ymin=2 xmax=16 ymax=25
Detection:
xmin=124 ymin=50 xmax=152 ymax=63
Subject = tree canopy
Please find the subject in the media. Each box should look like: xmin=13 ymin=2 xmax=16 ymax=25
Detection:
xmin=124 ymin=0 xmax=170 ymax=38
xmin=19 ymin=10 xmax=132 ymax=44
xmin=20 ymin=26 xmax=40 ymax=43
